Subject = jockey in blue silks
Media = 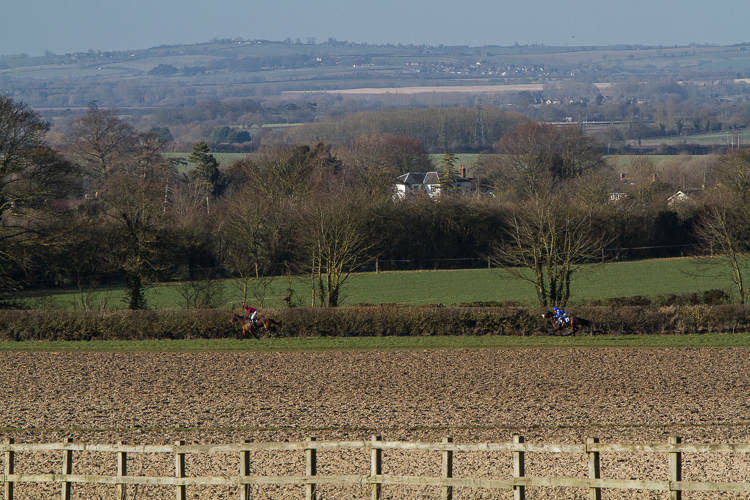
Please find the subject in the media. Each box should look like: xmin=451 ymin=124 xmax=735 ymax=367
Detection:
xmin=553 ymin=307 xmax=569 ymax=324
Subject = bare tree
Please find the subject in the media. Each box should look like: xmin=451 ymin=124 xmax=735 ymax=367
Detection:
xmin=572 ymin=169 xmax=620 ymax=209
xmin=658 ymin=154 xmax=714 ymax=193
xmin=490 ymin=192 xmax=609 ymax=307
xmin=690 ymin=151 xmax=750 ymax=304
xmin=218 ymin=187 xmax=295 ymax=307
xmin=299 ymin=191 xmax=377 ymax=307
xmin=695 ymin=149 xmax=750 ymax=304
xmin=493 ymin=121 xmax=558 ymax=199
xmin=62 ymin=105 xmax=136 ymax=177
xmin=0 ymin=96 xmax=81 ymax=293
xmin=558 ymin=125 xmax=605 ymax=178
xmin=99 ymin=170 xmax=170 ymax=309
xmin=334 ymin=133 xmax=432 ymax=195
xmin=492 ymin=122 xmax=603 ymax=200
xmin=229 ymin=143 xmax=339 ymax=200
xmin=710 ymin=148 xmax=750 ymax=202
xmin=163 ymin=179 xmax=225 ymax=310
xmin=692 ymin=195 xmax=749 ymax=304
xmin=95 ymin=130 xmax=176 ymax=309
xmin=165 ymin=180 xmax=216 ymax=278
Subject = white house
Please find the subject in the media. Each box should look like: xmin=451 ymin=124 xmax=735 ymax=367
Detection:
xmin=393 ymin=165 xmax=472 ymax=199
xmin=667 ymin=189 xmax=702 ymax=208
xmin=394 ymin=171 xmax=441 ymax=199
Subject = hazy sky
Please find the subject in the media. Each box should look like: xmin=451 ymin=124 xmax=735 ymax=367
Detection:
xmin=2 ymin=0 xmax=750 ymax=57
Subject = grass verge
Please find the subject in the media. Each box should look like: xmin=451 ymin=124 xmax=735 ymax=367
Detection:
xmin=2 ymin=332 xmax=750 ymax=352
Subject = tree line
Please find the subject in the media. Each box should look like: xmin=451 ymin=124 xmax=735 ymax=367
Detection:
xmin=22 ymin=76 xmax=750 ymax=154
xmin=3 ymin=96 xmax=750 ymax=309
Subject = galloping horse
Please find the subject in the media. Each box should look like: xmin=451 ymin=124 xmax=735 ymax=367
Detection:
xmin=230 ymin=313 xmax=281 ymax=340
xmin=541 ymin=310 xmax=591 ymax=335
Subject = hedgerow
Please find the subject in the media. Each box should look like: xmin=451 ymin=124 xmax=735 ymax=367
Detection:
xmin=2 ymin=303 xmax=750 ymax=341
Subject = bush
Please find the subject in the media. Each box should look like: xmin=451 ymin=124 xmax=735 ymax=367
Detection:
xmin=211 ymin=126 xmax=252 ymax=144
xmin=148 ymin=64 xmax=178 ymax=76
xmin=0 ymin=309 xmax=233 ymax=341
xmin=2 ymin=304 xmax=750 ymax=341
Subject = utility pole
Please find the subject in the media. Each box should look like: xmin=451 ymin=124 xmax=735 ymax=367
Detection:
xmin=475 ymin=97 xmax=485 ymax=147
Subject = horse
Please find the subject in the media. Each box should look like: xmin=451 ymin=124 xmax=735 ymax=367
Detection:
xmin=541 ymin=310 xmax=591 ymax=335
xmin=230 ymin=313 xmax=281 ymax=340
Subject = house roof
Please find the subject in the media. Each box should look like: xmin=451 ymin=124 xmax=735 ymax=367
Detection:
xmin=396 ymin=171 xmax=471 ymax=185
xmin=396 ymin=172 xmax=441 ymax=185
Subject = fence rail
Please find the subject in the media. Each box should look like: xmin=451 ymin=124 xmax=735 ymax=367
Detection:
xmin=3 ymin=435 xmax=750 ymax=499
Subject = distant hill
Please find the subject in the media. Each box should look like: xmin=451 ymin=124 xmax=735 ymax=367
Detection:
xmin=4 ymin=39 xmax=750 ymax=154
xmin=3 ymin=39 xmax=750 ymax=110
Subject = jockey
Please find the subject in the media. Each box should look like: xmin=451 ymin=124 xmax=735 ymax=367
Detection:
xmin=243 ymin=305 xmax=257 ymax=325
xmin=553 ymin=307 xmax=569 ymax=324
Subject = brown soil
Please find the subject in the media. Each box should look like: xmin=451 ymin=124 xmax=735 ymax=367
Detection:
xmin=283 ymin=83 xmax=615 ymax=95
xmin=1 ymin=348 xmax=749 ymax=499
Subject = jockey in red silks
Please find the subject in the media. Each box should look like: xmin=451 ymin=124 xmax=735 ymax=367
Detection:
xmin=244 ymin=305 xmax=257 ymax=324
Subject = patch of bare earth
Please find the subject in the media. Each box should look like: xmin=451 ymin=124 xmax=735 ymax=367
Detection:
xmin=283 ymin=83 xmax=614 ymax=95
xmin=1 ymin=348 xmax=749 ymax=499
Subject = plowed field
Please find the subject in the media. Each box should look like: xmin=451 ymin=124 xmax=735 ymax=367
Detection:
xmin=2 ymin=348 xmax=749 ymax=499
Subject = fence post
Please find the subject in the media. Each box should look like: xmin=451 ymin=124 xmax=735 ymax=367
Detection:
xmin=116 ymin=440 xmax=127 ymax=500
xmin=305 ymin=437 xmax=317 ymax=500
xmin=371 ymin=435 xmax=382 ymax=500
xmin=174 ymin=440 xmax=186 ymax=500
xmin=240 ymin=439 xmax=251 ymax=500
xmin=61 ymin=437 xmax=72 ymax=500
xmin=587 ymin=438 xmax=601 ymax=500
xmin=441 ymin=437 xmax=453 ymax=500
xmin=4 ymin=438 xmax=14 ymax=500
xmin=513 ymin=435 xmax=525 ymax=500
xmin=669 ymin=436 xmax=682 ymax=500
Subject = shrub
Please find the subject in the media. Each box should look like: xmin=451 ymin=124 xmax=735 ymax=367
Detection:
xmin=2 ymin=304 xmax=750 ymax=341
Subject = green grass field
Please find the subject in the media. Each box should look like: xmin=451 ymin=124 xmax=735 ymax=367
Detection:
xmin=0 ymin=333 xmax=750 ymax=352
xmin=164 ymin=153 xmax=714 ymax=178
xmin=638 ymin=129 xmax=750 ymax=147
xmin=166 ymin=153 xmax=476 ymax=173
xmin=164 ymin=153 xmax=250 ymax=172
xmin=2 ymin=332 xmax=749 ymax=353
xmin=8 ymin=257 xmax=749 ymax=352
xmin=25 ymin=257 xmax=738 ymax=311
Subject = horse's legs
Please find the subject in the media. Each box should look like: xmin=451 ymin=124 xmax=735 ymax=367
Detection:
xmin=242 ymin=324 xmax=255 ymax=340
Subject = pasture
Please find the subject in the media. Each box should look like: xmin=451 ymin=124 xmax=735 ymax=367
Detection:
xmin=164 ymin=152 xmax=249 ymax=172
xmin=164 ymin=153 xmax=691 ymax=176
xmin=24 ymin=257 xmax=736 ymax=311
xmin=164 ymin=152 xmax=485 ymax=173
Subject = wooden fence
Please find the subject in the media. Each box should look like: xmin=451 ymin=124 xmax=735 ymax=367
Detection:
xmin=3 ymin=435 xmax=750 ymax=499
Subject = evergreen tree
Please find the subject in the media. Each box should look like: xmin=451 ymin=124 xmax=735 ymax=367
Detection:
xmin=211 ymin=126 xmax=252 ymax=143
xmin=151 ymin=126 xmax=174 ymax=142
xmin=211 ymin=126 xmax=232 ymax=143
xmin=188 ymin=141 xmax=223 ymax=196
xmin=233 ymin=130 xmax=252 ymax=143
xmin=437 ymin=152 xmax=459 ymax=193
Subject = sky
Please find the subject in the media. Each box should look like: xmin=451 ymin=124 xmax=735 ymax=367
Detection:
xmin=2 ymin=0 xmax=750 ymax=57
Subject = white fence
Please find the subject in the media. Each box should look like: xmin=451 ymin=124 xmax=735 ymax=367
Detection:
xmin=3 ymin=435 xmax=750 ymax=499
